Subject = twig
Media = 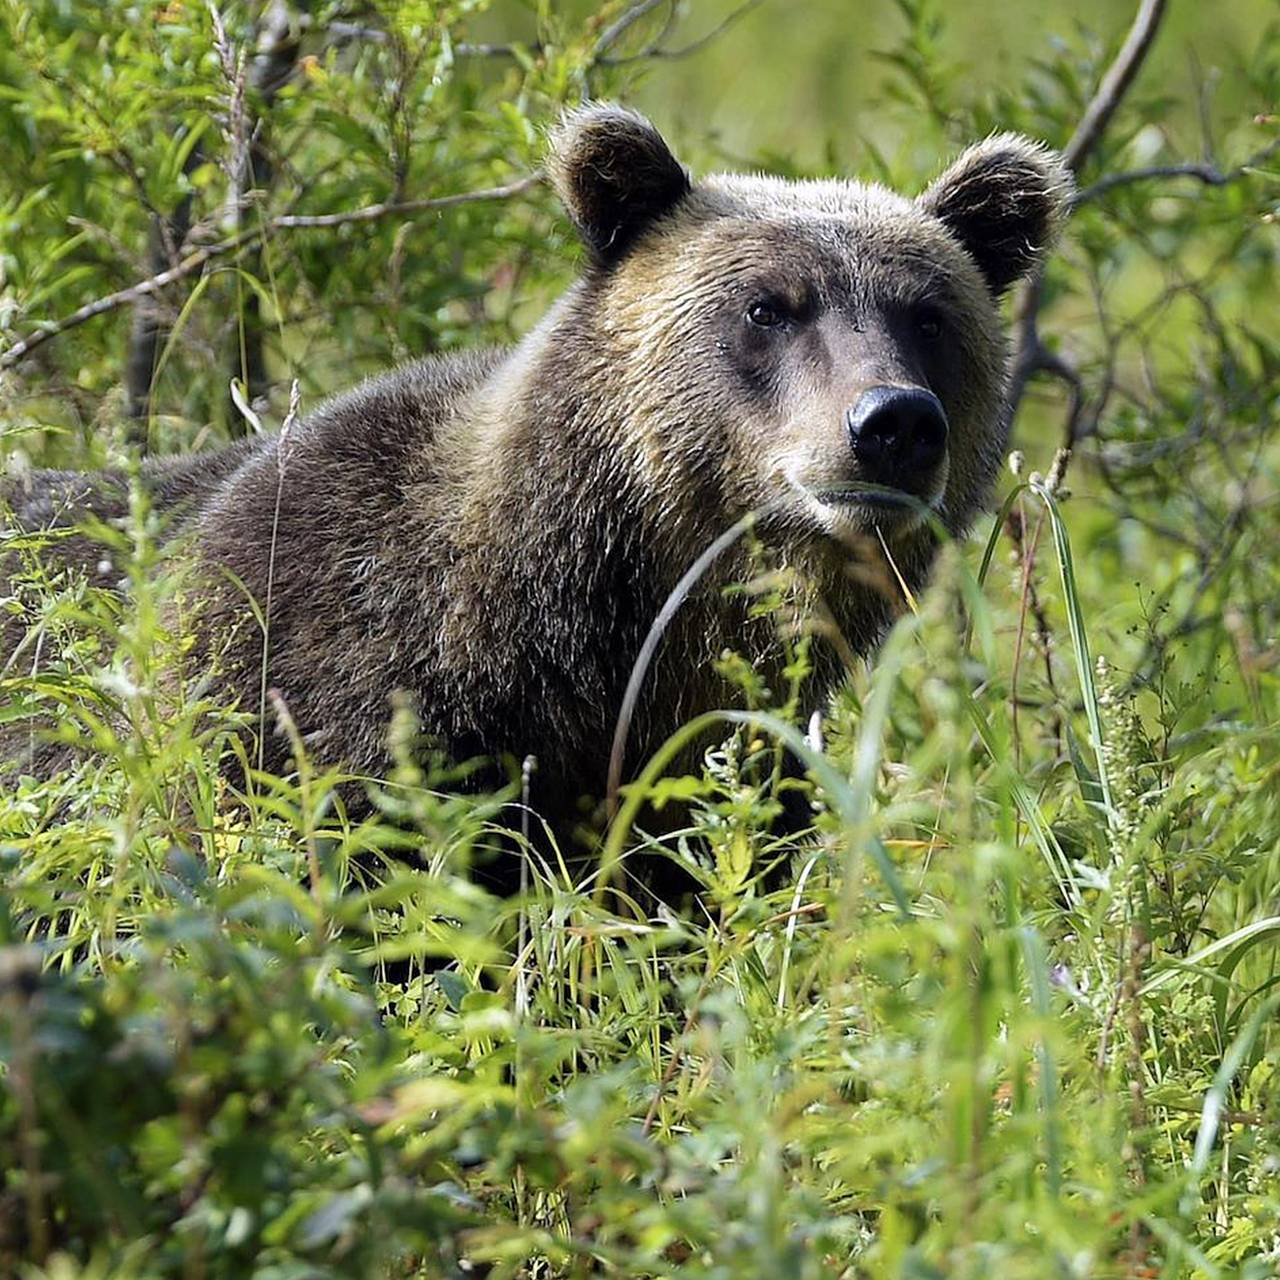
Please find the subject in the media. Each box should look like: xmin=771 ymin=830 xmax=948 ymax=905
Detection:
xmin=310 ymin=1 xmax=764 ymax=67
xmin=0 ymin=174 xmax=542 ymax=371
xmin=1061 ymin=0 xmax=1168 ymax=173
xmin=593 ymin=0 xmax=670 ymax=60
xmin=208 ymin=2 xmax=250 ymax=213
xmin=1076 ymin=162 xmax=1229 ymax=203
xmin=1006 ymin=0 xmax=1169 ymax=437
xmin=1072 ymin=136 xmax=1280 ymax=206
xmin=269 ymin=174 xmax=542 ymax=227
xmin=229 ymin=0 xmax=301 ymax=422
xmin=602 ymin=0 xmax=765 ymax=65
xmin=455 ymin=41 xmax=534 ymax=57
xmin=0 ymin=231 xmax=252 ymax=371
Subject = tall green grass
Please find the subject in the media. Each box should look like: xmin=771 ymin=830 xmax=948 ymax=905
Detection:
xmin=1 ymin=460 xmax=1276 ymax=1278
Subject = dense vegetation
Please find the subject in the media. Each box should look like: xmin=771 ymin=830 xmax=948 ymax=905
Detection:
xmin=1 ymin=1 xmax=1278 ymax=1275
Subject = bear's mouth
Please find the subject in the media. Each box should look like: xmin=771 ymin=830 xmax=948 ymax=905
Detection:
xmin=782 ymin=463 xmax=944 ymax=539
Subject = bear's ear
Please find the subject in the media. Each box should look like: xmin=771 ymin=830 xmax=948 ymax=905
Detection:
xmin=917 ymin=134 xmax=1073 ymax=297
xmin=547 ymin=104 xmax=691 ymax=265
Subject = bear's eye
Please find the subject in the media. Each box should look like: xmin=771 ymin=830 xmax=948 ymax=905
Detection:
xmin=746 ymin=299 xmax=788 ymax=330
xmin=916 ymin=308 xmax=945 ymax=340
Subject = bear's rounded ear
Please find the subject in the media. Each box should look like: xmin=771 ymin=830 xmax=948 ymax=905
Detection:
xmin=547 ymin=104 xmax=691 ymax=266
xmin=917 ymin=134 xmax=1073 ymax=297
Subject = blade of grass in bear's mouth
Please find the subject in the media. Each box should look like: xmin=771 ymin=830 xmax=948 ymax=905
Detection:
xmin=814 ymin=488 xmax=911 ymax=507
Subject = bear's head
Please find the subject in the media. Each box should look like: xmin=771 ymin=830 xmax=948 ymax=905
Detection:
xmin=545 ymin=104 xmax=1071 ymax=554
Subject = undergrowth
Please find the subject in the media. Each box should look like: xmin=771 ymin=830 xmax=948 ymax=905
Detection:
xmin=1 ymin=452 xmax=1277 ymax=1278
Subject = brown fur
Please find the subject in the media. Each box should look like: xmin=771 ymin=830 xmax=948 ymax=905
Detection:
xmin=2 ymin=106 xmax=1071 ymax=838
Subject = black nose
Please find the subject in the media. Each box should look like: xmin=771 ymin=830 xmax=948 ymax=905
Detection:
xmin=846 ymin=386 xmax=949 ymax=492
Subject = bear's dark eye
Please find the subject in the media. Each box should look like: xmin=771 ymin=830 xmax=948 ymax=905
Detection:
xmin=746 ymin=299 xmax=787 ymax=330
xmin=916 ymin=308 xmax=945 ymax=340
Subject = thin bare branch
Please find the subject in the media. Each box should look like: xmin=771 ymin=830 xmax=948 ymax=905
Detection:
xmin=603 ymin=0 xmax=765 ymax=65
xmin=229 ymin=0 xmax=303 ymax=428
xmin=593 ymin=0 xmax=670 ymax=60
xmin=1006 ymin=0 xmax=1170 ymax=441
xmin=596 ymin=2 xmax=678 ymax=65
xmin=456 ymin=40 xmax=539 ymax=58
xmin=271 ymin=173 xmax=542 ymax=228
xmin=1062 ymin=0 xmax=1169 ymax=173
xmin=312 ymin=17 xmax=387 ymax=43
xmin=302 ymin=2 xmax=757 ymax=68
xmin=0 ymin=234 xmax=248 ymax=373
xmin=1073 ymin=136 xmax=1280 ymax=205
xmin=0 ymin=174 xmax=543 ymax=371
xmin=1076 ymin=162 xmax=1229 ymax=203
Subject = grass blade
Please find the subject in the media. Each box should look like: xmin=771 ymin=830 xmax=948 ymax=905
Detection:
xmin=1030 ymin=480 xmax=1116 ymax=826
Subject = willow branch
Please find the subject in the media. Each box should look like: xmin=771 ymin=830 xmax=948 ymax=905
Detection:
xmin=592 ymin=0 xmax=670 ymax=60
xmin=0 ymin=174 xmax=542 ymax=371
xmin=229 ymin=0 xmax=303 ymax=428
xmin=1062 ymin=0 xmax=1168 ymax=172
xmin=1006 ymin=0 xmax=1169 ymax=437
xmin=1073 ymin=136 xmax=1280 ymax=206
xmin=601 ymin=0 xmax=765 ymax=65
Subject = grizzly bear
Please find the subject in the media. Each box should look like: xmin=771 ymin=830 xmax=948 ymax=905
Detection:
xmin=2 ymin=105 xmax=1071 ymax=841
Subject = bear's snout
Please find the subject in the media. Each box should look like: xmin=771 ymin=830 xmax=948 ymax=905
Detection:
xmin=845 ymin=385 xmax=949 ymax=495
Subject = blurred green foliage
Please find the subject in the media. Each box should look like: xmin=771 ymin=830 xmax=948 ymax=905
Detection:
xmin=1 ymin=1 xmax=1279 ymax=1277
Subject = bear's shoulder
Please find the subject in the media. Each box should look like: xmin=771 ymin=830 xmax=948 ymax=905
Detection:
xmin=304 ymin=346 xmax=508 ymax=453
